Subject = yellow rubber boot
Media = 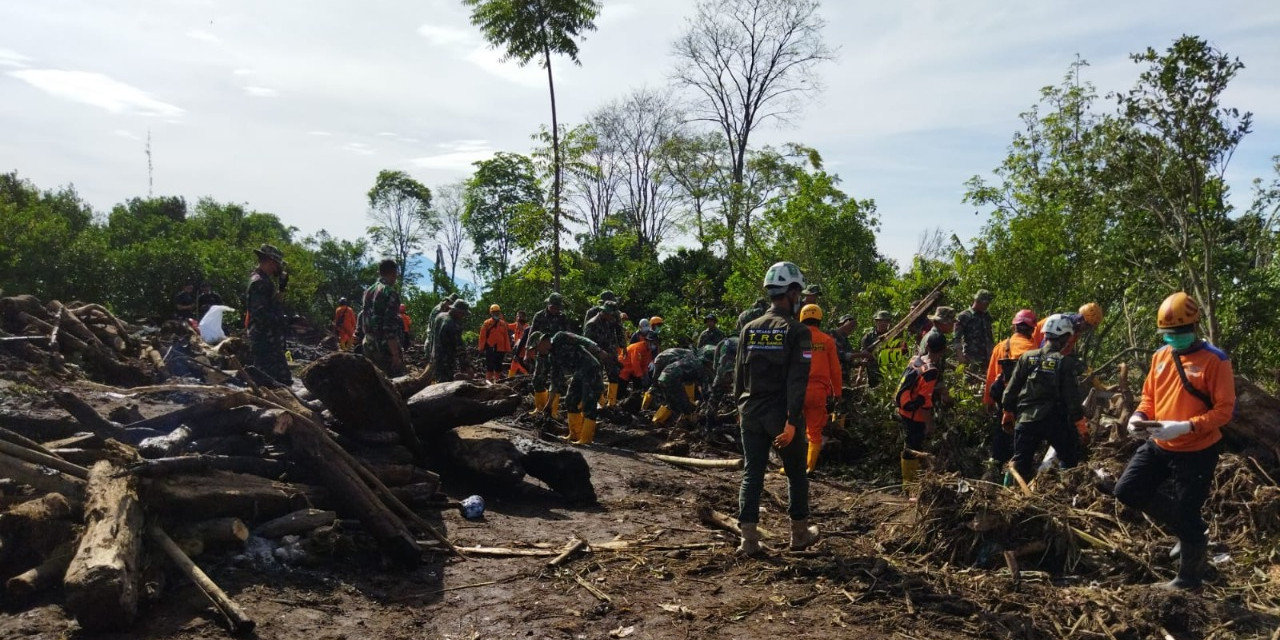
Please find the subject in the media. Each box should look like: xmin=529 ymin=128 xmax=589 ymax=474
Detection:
xmin=530 ymin=390 xmax=549 ymax=415
xmin=566 ymin=412 xmax=584 ymax=442
xmin=653 ymin=405 xmax=674 ymax=425
xmin=641 ymin=391 xmax=655 ymax=411
xmin=901 ymin=456 xmax=921 ymax=489
xmin=606 ymin=383 xmax=619 ymax=408
xmin=578 ymin=418 xmax=598 ymax=445
xmin=550 ymin=394 xmax=563 ymax=419
xmin=683 ymin=384 xmax=696 ymax=404
xmin=806 ymin=441 xmax=821 ymax=473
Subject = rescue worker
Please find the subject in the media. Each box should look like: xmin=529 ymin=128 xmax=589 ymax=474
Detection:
xmin=1000 ymin=313 xmax=1087 ymax=483
xmin=1032 ymin=302 xmax=1104 ymax=352
xmin=800 ymin=283 xmax=822 ymax=307
xmin=643 ymin=347 xmax=692 ymax=410
xmin=895 ymin=332 xmax=945 ymax=488
xmin=697 ymin=314 xmax=725 ymax=348
xmin=955 ymin=290 xmax=996 ymax=366
xmin=653 ymin=347 xmax=716 ymax=426
xmin=400 ymin=304 xmax=412 ymax=349
xmin=736 ymin=297 xmax=769 ymax=332
xmin=583 ymin=290 xmax=618 ymax=330
xmin=360 ymin=259 xmax=406 ymax=376
xmin=432 ymin=300 xmax=472 ymax=381
xmin=174 ymin=282 xmax=197 ymax=320
xmin=649 ymin=316 xmax=664 ymax=337
xmin=709 ymin=336 xmax=739 ymax=409
xmin=246 ymin=244 xmax=292 ymax=385
xmin=478 ymin=304 xmax=512 ymax=382
xmin=425 ymin=294 xmax=456 ymax=362
xmin=800 ymin=305 xmax=842 ymax=474
xmin=982 ymin=309 xmax=1038 ymax=478
xmin=620 ymin=332 xmax=657 ymax=396
xmin=528 ymin=330 xmax=611 ymax=445
xmin=862 ymin=310 xmax=893 ymax=351
xmin=630 ymin=317 xmax=651 ymax=344
xmin=508 ymin=309 xmax=530 ymax=377
xmin=523 ymin=293 xmax=572 ymax=416
xmin=333 ymin=297 xmax=357 ymax=351
xmin=735 ymin=261 xmax=817 ymax=555
xmin=1113 ymin=292 xmax=1235 ymax=591
xmin=584 ymin=301 xmax=625 ymax=408
xmin=918 ymin=306 xmax=957 ymax=357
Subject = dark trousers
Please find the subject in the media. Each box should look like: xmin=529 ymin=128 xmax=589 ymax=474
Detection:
xmin=989 ymin=415 xmax=1014 ymax=464
xmin=484 ymin=348 xmax=505 ymax=373
xmin=1011 ymin=415 xmax=1079 ymax=482
xmin=900 ymin=416 xmax=926 ymax=460
xmin=738 ymin=412 xmax=809 ymax=525
xmin=1114 ymin=441 xmax=1219 ymax=545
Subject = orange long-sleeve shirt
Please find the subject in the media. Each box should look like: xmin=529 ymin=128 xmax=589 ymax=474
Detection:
xmin=620 ymin=341 xmax=654 ymax=381
xmin=983 ymin=332 xmax=1037 ymax=405
xmin=1136 ymin=342 xmax=1235 ymax=452
xmin=478 ymin=317 xmax=513 ymax=352
xmin=333 ymin=305 xmax=356 ymax=337
xmin=805 ymin=326 xmax=842 ymax=399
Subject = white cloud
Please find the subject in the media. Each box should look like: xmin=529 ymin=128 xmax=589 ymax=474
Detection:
xmin=307 ymin=131 xmax=332 ymax=136
xmin=8 ymin=69 xmax=184 ymax=118
xmin=409 ymin=141 xmax=495 ymax=171
xmin=114 ymin=129 xmax=141 ymax=140
xmin=242 ymin=86 xmax=278 ymax=97
xmin=185 ymin=29 xmax=221 ymax=44
xmin=417 ymin=23 xmax=474 ymax=47
xmin=464 ymin=47 xmax=545 ymax=87
xmin=231 ymin=68 xmax=254 ymax=76
xmin=0 ymin=48 xmax=31 ymax=68
xmin=340 ymin=142 xmax=375 ymax=156
xmin=377 ymin=131 xmax=398 ymax=137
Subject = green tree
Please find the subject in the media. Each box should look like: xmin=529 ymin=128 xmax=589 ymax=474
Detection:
xmin=306 ymin=231 xmax=375 ymax=312
xmin=464 ymin=0 xmax=602 ymax=291
xmin=367 ymin=170 xmax=435 ymax=286
xmin=464 ymin=152 xmax=543 ymax=284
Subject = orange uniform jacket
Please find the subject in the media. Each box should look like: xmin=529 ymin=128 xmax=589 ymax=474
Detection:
xmin=896 ymin=355 xmax=939 ymax=423
xmin=402 ymin=314 xmax=412 ymax=334
xmin=620 ymin=341 xmax=654 ymax=381
xmin=1137 ymin=342 xmax=1235 ymax=453
xmin=333 ymin=306 xmax=356 ymax=337
xmin=805 ymin=326 xmax=842 ymax=400
xmin=983 ymin=333 xmax=1036 ymax=405
xmin=478 ymin=317 xmax=513 ymax=353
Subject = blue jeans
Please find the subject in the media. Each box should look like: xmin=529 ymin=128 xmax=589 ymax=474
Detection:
xmin=738 ymin=413 xmax=809 ymax=525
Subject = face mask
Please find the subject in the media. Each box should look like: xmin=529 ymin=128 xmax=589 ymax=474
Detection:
xmin=1163 ymin=332 xmax=1195 ymax=351
xmin=492 ymin=314 xmax=500 ymax=320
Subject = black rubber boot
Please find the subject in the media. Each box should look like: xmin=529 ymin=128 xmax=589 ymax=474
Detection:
xmin=1160 ymin=541 xmax=1206 ymax=591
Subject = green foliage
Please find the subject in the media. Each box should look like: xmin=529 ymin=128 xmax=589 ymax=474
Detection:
xmin=367 ymin=170 xmax=435 ymax=287
xmin=464 ymin=152 xmax=543 ymax=283
xmin=463 ymin=0 xmax=601 ymax=68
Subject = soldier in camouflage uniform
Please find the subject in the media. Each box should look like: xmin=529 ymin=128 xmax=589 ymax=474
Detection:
xmin=735 ymin=297 xmax=769 ymax=332
xmin=423 ymin=294 xmax=456 ymax=359
xmin=697 ymin=314 xmax=725 ymax=348
xmin=523 ymin=293 xmax=573 ymax=416
xmin=955 ymin=290 xmax=996 ymax=367
xmin=246 ymin=244 xmax=292 ymax=385
xmin=653 ymin=346 xmax=716 ymax=426
xmin=582 ymin=290 xmax=618 ymax=330
xmin=709 ymin=337 xmax=739 ymax=408
xmin=584 ymin=300 xmax=625 ymax=408
xmin=642 ymin=347 xmax=692 ymax=410
xmin=432 ymin=300 xmax=472 ymax=382
xmin=528 ymin=330 xmax=610 ymax=445
xmin=359 ymin=259 xmax=406 ymax=376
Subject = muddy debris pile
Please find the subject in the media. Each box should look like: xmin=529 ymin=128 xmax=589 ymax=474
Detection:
xmin=0 ymin=350 xmax=596 ymax=634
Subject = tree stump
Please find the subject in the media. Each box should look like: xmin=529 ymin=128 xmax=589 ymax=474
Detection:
xmin=63 ymin=460 xmax=144 ymax=632
xmin=407 ymin=381 xmax=522 ymax=438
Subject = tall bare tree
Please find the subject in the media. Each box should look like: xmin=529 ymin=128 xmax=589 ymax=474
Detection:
xmin=432 ymin=180 xmax=469 ymax=284
xmin=672 ymin=0 xmax=833 ymax=257
xmin=366 ymin=170 xmax=435 ymax=285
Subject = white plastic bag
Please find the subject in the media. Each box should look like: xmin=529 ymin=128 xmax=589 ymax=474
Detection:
xmin=199 ymin=305 xmax=235 ymax=344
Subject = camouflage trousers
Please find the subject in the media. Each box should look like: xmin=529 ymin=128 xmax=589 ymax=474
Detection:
xmin=564 ymin=361 xmax=605 ymax=421
xmin=249 ymin=327 xmax=291 ymax=385
xmin=658 ymin=377 xmax=698 ymax=415
xmin=532 ymin=353 xmax=568 ymax=394
xmin=363 ymin=336 xmax=404 ymax=377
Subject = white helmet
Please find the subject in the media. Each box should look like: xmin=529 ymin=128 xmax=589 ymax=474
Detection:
xmin=763 ymin=261 xmax=804 ymax=296
xmin=1042 ymin=313 xmax=1075 ymax=339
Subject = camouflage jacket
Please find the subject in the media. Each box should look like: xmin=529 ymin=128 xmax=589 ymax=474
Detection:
xmin=1001 ymin=346 xmax=1085 ymax=424
xmin=524 ymin=309 xmax=571 ymax=353
xmin=955 ymin=307 xmax=995 ymax=364
xmin=433 ymin=314 xmax=467 ymax=369
xmin=651 ymin=348 xmax=692 ymax=381
xmin=584 ymin=314 xmax=624 ymax=353
xmin=832 ymin=330 xmax=855 ymax=366
xmin=697 ymin=327 xmax=726 ymax=349
xmin=711 ymin=337 xmax=739 ymax=396
xmin=246 ymin=268 xmax=285 ymax=333
xmin=659 ymin=352 xmax=712 ymax=388
xmin=735 ymin=303 xmax=768 ymax=332
xmin=548 ymin=331 xmax=604 ymax=377
xmin=359 ymin=277 xmax=403 ymax=343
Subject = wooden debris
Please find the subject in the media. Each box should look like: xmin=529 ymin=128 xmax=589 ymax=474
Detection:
xmin=64 ymin=460 xmax=144 ymax=632
xmin=255 ymin=509 xmax=337 ymax=539
xmin=652 ymin=454 xmax=743 ymax=470
xmin=149 ymin=524 xmax=256 ymax=635
xmin=300 ymin=353 xmax=424 ymax=460
xmin=548 ymin=536 xmax=588 ymax=567
xmin=6 ymin=539 xmax=76 ymax=598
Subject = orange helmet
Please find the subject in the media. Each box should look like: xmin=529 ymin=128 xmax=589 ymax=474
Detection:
xmin=1157 ymin=292 xmax=1200 ymax=332
xmin=489 ymin=304 xmax=501 ymax=313
xmin=1078 ymin=302 xmax=1103 ymax=327
xmin=650 ymin=316 xmax=664 ymax=327
xmin=799 ymin=304 xmax=823 ymax=323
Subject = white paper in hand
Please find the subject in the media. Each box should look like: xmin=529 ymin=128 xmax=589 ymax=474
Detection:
xmin=199 ymin=305 xmax=235 ymax=344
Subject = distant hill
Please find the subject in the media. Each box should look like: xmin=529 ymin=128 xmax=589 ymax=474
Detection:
xmin=406 ymin=254 xmax=476 ymax=292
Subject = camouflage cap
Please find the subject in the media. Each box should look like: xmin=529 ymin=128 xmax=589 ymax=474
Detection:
xmin=928 ymin=306 xmax=957 ymax=323
xmin=837 ymin=314 xmax=857 ymax=326
xmin=801 ymin=283 xmax=823 ymax=296
xmin=599 ymin=290 xmax=617 ymax=302
xmin=451 ymin=300 xmax=471 ymax=313
xmin=601 ymin=300 xmax=619 ymax=314
xmin=873 ymin=310 xmax=893 ymax=321
xmin=974 ymin=289 xmax=995 ymax=303
xmin=253 ymin=243 xmax=284 ymax=264
xmin=546 ymin=292 xmax=564 ymax=306
xmin=704 ymin=313 xmax=717 ymax=322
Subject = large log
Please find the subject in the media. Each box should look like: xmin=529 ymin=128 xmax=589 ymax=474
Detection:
xmin=189 ymin=406 xmax=283 ymax=438
xmin=64 ymin=460 xmax=144 ymax=632
xmin=0 ymin=412 xmax=79 ymax=442
xmin=255 ymin=509 xmax=337 ymax=538
xmin=51 ymin=390 xmax=127 ymax=441
xmin=0 ymin=451 xmax=85 ymax=496
xmin=125 ymin=391 xmax=253 ymax=434
xmin=176 ymin=518 xmax=250 ymax=547
xmin=0 ymin=493 xmax=80 ymax=557
xmin=142 ymin=471 xmax=323 ymax=520
xmin=300 ymin=353 xmax=423 ymax=461
xmin=442 ymin=424 xmax=526 ymax=488
xmin=1225 ymin=376 xmax=1280 ymax=461
xmin=407 ymin=380 xmax=522 ymax=437
xmin=7 ymin=538 xmax=76 ymax=598
xmin=149 ymin=525 xmax=255 ymax=634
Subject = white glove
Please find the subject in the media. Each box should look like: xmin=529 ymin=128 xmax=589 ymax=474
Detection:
xmin=1147 ymin=420 xmax=1193 ymax=441
xmin=1127 ymin=413 xmax=1153 ymax=438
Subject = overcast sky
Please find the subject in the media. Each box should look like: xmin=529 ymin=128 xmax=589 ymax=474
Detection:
xmin=3 ymin=0 xmax=1279 ymax=273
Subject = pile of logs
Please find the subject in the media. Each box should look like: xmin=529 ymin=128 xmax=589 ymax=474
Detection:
xmin=0 ymin=351 xmax=596 ymax=634
xmin=0 ymin=294 xmax=163 ymax=387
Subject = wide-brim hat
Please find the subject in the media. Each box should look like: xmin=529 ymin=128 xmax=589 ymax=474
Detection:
xmin=451 ymin=300 xmax=471 ymax=313
xmin=974 ymin=290 xmax=995 ymax=303
xmin=253 ymin=243 xmax=284 ymax=264
xmin=928 ymin=306 xmax=957 ymax=323
xmin=873 ymin=310 xmax=892 ymax=321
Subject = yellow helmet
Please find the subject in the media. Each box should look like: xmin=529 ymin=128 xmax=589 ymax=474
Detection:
xmin=1157 ymin=292 xmax=1200 ymax=331
xmin=489 ymin=304 xmax=501 ymax=313
xmin=799 ymin=304 xmax=823 ymax=323
xmin=650 ymin=316 xmax=664 ymax=327
xmin=1078 ymin=302 xmax=1103 ymax=327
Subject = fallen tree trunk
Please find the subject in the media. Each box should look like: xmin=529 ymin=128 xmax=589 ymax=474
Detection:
xmin=0 ymin=412 xmax=79 ymax=442
xmin=142 ymin=471 xmax=322 ymax=520
xmin=0 ymin=493 xmax=81 ymax=556
xmin=300 ymin=353 xmax=423 ymax=461
xmin=0 ymin=451 xmax=85 ymax=496
xmin=51 ymin=390 xmax=127 ymax=441
xmin=176 ymin=517 xmax=250 ymax=547
xmin=1226 ymin=376 xmax=1280 ymax=462
xmin=6 ymin=539 xmax=76 ymax=598
xmin=64 ymin=460 xmax=144 ymax=632
xmin=255 ymin=509 xmax=337 ymax=539
xmin=125 ymin=391 xmax=251 ymax=434
xmin=127 ymin=455 xmax=294 ymax=480
xmin=0 ymin=437 xmax=88 ymax=479
xmin=407 ymin=381 xmax=522 ymax=438
xmin=441 ymin=425 xmax=526 ymax=488
xmin=189 ymin=406 xmax=283 ymax=438
xmin=138 ymin=425 xmax=194 ymax=459
xmin=149 ymin=524 xmax=256 ymax=635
